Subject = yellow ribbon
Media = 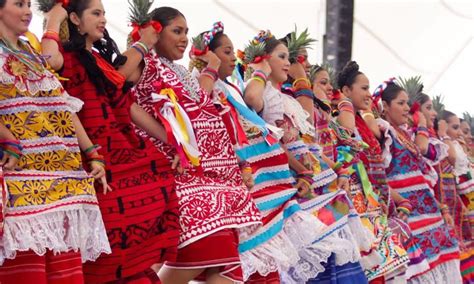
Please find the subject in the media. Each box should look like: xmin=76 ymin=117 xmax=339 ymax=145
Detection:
xmin=160 ymin=88 xmax=200 ymax=166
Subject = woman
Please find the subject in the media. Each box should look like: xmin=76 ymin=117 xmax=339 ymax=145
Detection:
xmin=0 ymin=0 xmax=109 ymax=282
xmin=132 ymin=7 xmax=261 ymax=284
xmin=243 ymin=30 xmax=372 ymax=284
xmin=443 ymin=111 xmax=474 ymax=284
xmin=41 ymin=1 xmax=181 ymax=282
xmin=201 ymin=23 xmax=357 ymax=283
xmin=416 ymin=102 xmax=473 ymax=283
xmin=374 ymin=80 xmax=461 ymax=283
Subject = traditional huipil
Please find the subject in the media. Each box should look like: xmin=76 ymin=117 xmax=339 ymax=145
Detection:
xmin=451 ymin=140 xmax=474 ymax=283
xmin=212 ymin=78 xmax=355 ymax=282
xmin=60 ymin=49 xmax=180 ymax=282
xmin=0 ymin=40 xmax=110 ymax=282
xmin=259 ymin=83 xmax=373 ymax=283
xmin=132 ymin=54 xmax=261 ymax=282
xmin=329 ymin=116 xmax=410 ymax=281
xmin=354 ymin=115 xmax=429 ymax=280
xmin=377 ymin=119 xmax=462 ymax=283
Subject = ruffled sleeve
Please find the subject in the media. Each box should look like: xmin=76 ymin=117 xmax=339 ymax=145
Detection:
xmin=61 ymin=92 xmax=84 ymax=113
xmin=376 ymin=118 xmax=394 ymax=169
xmin=423 ymin=137 xmax=449 ymax=166
xmin=453 ymin=140 xmax=471 ymax=177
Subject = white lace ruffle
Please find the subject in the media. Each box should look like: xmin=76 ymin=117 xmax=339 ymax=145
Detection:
xmin=453 ymin=140 xmax=471 ymax=177
xmin=0 ymin=204 xmax=111 ymax=265
xmin=408 ymin=259 xmax=462 ymax=284
xmin=261 ymin=84 xmax=286 ymax=126
xmin=281 ymin=94 xmax=315 ymax=137
xmin=279 ymin=213 xmax=367 ymax=283
xmin=63 ymin=93 xmax=84 ymax=113
xmin=377 ymin=118 xmax=394 ymax=168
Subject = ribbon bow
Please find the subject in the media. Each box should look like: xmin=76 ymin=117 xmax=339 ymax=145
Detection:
xmin=252 ymin=30 xmax=273 ymax=44
xmin=203 ymin=21 xmax=224 ymax=46
xmin=372 ymin=77 xmax=396 ymax=112
xmin=130 ymin=20 xmax=162 ymax=42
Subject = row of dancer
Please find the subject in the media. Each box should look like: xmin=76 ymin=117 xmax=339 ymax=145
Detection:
xmin=0 ymin=0 xmax=472 ymax=283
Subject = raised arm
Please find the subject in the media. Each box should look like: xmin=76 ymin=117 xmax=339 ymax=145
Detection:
xmin=243 ymin=60 xmax=272 ymax=113
xmin=41 ymin=4 xmax=67 ymax=71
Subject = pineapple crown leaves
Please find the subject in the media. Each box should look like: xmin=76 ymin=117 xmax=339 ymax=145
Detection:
xmin=242 ymin=30 xmax=273 ymax=64
xmin=191 ymin=34 xmax=207 ymax=52
xmin=431 ymin=94 xmax=445 ymax=116
xmin=462 ymin=112 xmax=474 ymax=135
xmin=37 ymin=0 xmax=61 ymax=13
xmin=191 ymin=21 xmax=224 ymax=52
xmin=287 ymin=26 xmax=316 ymax=63
xmin=243 ymin=41 xmax=266 ymax=65
xmin=128 ymin=0 xmax=154 ymax=25
xmin=396 ymin=75 xmax=424 ymax=106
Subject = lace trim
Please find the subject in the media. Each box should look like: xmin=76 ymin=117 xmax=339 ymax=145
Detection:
xmin=377 ymin=118 xmax=394 ymax=168
xmin=408 ymin=259 xmax=462 ymax=284
xmin=0 ymin=204 xmax=111 ymax=265
xmin=453 ymin=141 xmax=471 ymax=177
xmin=63 ymin=93 xmax=84 ymax=113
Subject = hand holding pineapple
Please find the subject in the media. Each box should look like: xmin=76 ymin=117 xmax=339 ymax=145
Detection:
xmin=137 ymin=24 xmax=160 ymax=50
xmin=192 ymin=50 xmax=221 ymax=71
xmin=43 ymin=3 xmax=67 ymax=29
xmin=288 ymin=61 xmax=307 ymax=81
xmin=249 ymin=59 xmax=271 ymax=78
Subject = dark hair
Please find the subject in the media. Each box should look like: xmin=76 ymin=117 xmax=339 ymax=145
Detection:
xmin=151 ymin=6 xmax=185 ymax=27
xmin=64 ymin=0 xmax=128 ymax=103
xmin=381 ymin=82 xmax=405 ymax=106
xmin=337 ymin=61 xmax=362 ymax=90
xmin=414 ymin=93 xmax=430 ymax=106
xmin=0 ymin=0 xmax=5 ymax=8
xmin=442 ymin=110 xmax=456 ymax=122
xmin=207 ymin=32 xmax=226 ymax=52
xmin=264 ymin=37 xmax=283 ymax=54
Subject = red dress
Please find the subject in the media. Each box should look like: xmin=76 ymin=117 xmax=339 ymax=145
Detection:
xmin=61 ymin=51 xmax=180 ymax=283
xmin=132 ymin=54 xmax=261 ymax=281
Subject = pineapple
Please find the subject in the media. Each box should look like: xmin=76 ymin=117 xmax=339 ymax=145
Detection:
xmin=287 ymin=27 xmax=316 ymax=63
xmin=191 ymin=34 xmax=207 ymax=54
xmin=243 ymin=41 xmax=266 ymax=65
xmin=397 ymin=76 xmax=424 ymax=106
xmin=463 ymin=112 xmax=474 ymax=135
xmin=432 ymin=94 xmax=445 ymax=117
xmin=188 ymin=58 xmax=207 ymax=72
xmin=128 ymin=0 xmax=154 ymax=26
xmin=38 ymin=0 xmax=69 ymax=42
xmin=37 ymin=0 xmax=57 ymax=13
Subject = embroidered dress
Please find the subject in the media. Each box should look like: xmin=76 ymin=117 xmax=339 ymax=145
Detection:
xmin=0 ymin=41 xmax=109 ymax=281
xmin=132 ymin=54 xmax=261 ymax=281
xmin=213 ymin=79 xmax=350 ymax=281
xmin=451 ymin=140 xmax=474 ymax=283
xmin=378 ymin=119 xmax=462 ymax=283
xmin=355 ymin=115 xmax=426 ymax=280
xmin=60 ymin=50 xmax=180 ymax=283
xmin=330 ymin=117 xmax=410 ymax=281
xmin=260 ymin=84 xmax=371 ymax=283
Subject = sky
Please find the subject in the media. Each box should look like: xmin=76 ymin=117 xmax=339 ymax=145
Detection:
xmin=29 ymin=0 xmax=474 ymax=117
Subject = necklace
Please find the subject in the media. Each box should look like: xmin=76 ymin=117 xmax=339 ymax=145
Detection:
xmin=159 ymin=57 xmax=201 ymax=101
xmin=393 ymin=125 xmax=421 ymax=157
xmin=0 ymin=39 xmax=47 ymax=78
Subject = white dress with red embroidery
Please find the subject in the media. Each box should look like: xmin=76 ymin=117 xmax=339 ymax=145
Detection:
xmin=132 ymin=54 xmax=261 ymax=249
